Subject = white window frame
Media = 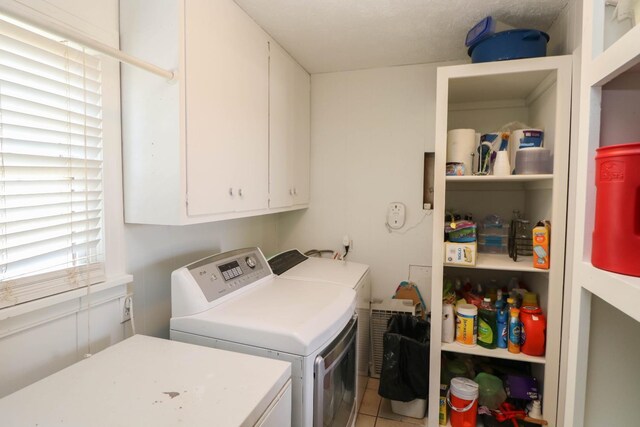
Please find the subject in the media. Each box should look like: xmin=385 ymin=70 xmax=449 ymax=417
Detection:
xmin=0 ymin=0 xmax=130 ymax=316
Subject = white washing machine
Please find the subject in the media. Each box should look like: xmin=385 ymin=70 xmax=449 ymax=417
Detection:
xmin=0 ymin=335 xmax=292 ymax=427
xmin=269 ymin=249 xmax=371 ymax=406
xmin=170 ymin=248 xmax=358 ymax=427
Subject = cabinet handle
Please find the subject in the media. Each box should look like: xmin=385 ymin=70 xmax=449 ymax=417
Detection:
xmin=238 ymin=188 xmax=243 ymax=197
xmin=289 ymin=188 xmax=294 ymax=196
xmin=229 ymin=188 xmax=234 ymax=196
xmin=293 ymin=187 xmax=297 ymax=195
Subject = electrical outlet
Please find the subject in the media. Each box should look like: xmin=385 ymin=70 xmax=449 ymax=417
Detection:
xmin=387 ymin=202 xmax=406 ymax=229
xmin=120 ymin=296 xmax=132 ymax=323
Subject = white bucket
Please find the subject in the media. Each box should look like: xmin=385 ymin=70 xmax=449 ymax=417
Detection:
xmin=390 ymin=398 xmax=427 ymax=419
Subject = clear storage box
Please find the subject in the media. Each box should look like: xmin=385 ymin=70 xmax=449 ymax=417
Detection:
xmin=478 ymin=224 xmax=509 ymax=254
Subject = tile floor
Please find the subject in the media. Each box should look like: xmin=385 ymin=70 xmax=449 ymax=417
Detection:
xmin=356 ymin=378 xmax=428 ymax=427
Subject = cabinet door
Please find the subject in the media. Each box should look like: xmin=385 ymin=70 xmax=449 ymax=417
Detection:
xmin=291 ymin=61 xmax=310 ymax=206
xmin=269 ymin=43 xmax=310 ymax=209
xmin=185 ymin=0 xmax=269 ymax=216
xmin=268 ymin=43 xmax=295 ymax=208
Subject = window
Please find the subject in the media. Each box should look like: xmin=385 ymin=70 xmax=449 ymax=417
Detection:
xmin=0 ymin=16 xmax=104 ymax=308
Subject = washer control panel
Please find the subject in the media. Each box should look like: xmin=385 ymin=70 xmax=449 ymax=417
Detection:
xmin=186 ymin=248 xmax=270 ymax=303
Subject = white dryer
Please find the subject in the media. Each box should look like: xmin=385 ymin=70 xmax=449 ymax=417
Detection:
xmin=170 ymin=248 xmax=358 ymax=427
xmin=268 ymin=250 xmax=371 ymax=405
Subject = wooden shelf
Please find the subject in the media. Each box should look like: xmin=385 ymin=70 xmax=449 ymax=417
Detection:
xmin=441 ymin=342 xmax=546 ymax=364
xmin=446 ymin=174 xmax=554 ymax=191
xmin=577 ymin=261 xmax=640 ymax=322
xmin=444 ymin=253 xmax=547 ymax=273
xmin=590 ymin=24 xmax=640 ymax=87
xmin=445 ymin=174 xmax=553 ymax=183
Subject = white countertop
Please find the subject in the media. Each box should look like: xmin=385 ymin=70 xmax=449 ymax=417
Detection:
xmin=0 ymin=335 xmax=291 ymax=427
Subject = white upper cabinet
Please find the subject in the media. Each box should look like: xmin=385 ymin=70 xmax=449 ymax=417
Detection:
xmin=184 ymin=0 xmax=269 ymax=216
xmin=269 ymin=42 xmax=311 ymax=209
xmin=120 ymin=0 xmax=309 ymax=225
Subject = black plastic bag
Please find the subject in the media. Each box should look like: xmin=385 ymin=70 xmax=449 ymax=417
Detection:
xmin=378 ymin=313 xmax=430 ymax=402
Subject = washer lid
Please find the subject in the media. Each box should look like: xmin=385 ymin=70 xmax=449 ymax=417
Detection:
xmin=274 ymin=251 xmax=369 ymax=289
xmin=0 ymin=335 xmax=291 ymax=427
xmin=171 ymin=276 xmax=356 ymax=356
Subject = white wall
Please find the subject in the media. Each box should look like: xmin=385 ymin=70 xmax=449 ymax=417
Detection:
xmin=275 ymin=63 xmax=459 ymax=304
xmin=125 ymin=217 xmax=279 ymax=338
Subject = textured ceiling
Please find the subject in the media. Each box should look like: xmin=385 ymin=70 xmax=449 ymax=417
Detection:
xmin=234 ymin=0 xmax=569 ymax=73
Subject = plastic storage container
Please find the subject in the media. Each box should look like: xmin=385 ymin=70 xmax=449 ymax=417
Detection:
xmin=468 ymin=29 xmax=549 ymax=63
xmin=465 ymin=16 xmax=514 ymax=47
xmin=456 ymin=304 xmax=478 ymax=346
xmin=592 ymin=142 xmax=640 ymax=277
xmin=390 ymin=398 xmax=427 ymax=419
xmin=474 ymin=373 xmax=507 ymax=410
xmin=478 ymin=224 xmax=509 ymax=254
xmin=514 ymin=148 xmax=552 ymax=174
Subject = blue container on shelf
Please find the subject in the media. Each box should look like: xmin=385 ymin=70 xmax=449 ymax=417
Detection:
xmin=465 ymin=16 xmax=514 ymax=47
xmin=468 ymin=29 xmax=550 ymax=63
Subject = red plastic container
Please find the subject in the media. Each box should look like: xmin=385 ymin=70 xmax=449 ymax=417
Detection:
xmin=520 ymin=306 xmax=546 ymax=356
xmin=448 ymin=377 xmax=478 ymax=427
xmin=592 ymin=142 xmax=640 ymax=277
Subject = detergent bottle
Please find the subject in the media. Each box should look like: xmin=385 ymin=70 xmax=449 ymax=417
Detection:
xmin=520 ymin=306 xmax=546 ymax=356
xmin=477 ymin=298 xmax=497 ymax=349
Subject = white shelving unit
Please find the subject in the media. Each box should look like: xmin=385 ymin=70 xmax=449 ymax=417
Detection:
xmin=440 ymin=342 xmax=546 ymax=365
xmin=564 ymin=2 xmax=640 ymax=426
xmin=428 ymin=56 xmax=572 ymax=427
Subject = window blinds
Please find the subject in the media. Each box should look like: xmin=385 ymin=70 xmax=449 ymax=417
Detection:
xmin=0 ymin=16 xmax=104 ymax=308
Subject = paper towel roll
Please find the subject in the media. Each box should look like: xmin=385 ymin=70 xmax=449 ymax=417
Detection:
xmin=447 ymin=129 xmax=477 ymax=176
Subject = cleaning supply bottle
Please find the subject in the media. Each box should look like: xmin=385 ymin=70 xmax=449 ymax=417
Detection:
xmin=528 ymin=399 xmax=543 ymax=419
xmin=454 ymin=278 xmax=463 ymax=299
xmin=496 ymin=304 xmax=508 ymax=349
xmin=520 ymin=306 xmax=546 ymax=356
xmin=477 ymin=297 xmax=497 ymax=349
xmin=508 ymin=307 xmax=521 ymax=353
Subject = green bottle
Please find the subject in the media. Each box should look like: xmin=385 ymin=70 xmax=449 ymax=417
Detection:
xmin=478 ymin=297 xmax=497 ymax=349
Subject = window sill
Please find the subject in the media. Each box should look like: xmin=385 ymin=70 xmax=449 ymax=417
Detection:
xmin=0 ymin=274 xmax=133 ymax=321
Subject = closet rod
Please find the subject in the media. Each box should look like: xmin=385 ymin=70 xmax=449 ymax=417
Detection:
xmin=0 ymin=7 xmax=177 ymax=82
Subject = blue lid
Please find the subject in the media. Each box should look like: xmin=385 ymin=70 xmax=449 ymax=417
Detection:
xmin=465 ymin=16 xmax=495 ymax=47
xmin=467 ymin=29 xmax=550 ymax=56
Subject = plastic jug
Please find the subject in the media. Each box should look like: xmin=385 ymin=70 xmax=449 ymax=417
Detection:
xmin=477 ymin=298 xmax=497 ymax=349
xmin=592 ymin=142 xmax=640 ymax=277
xmin=448 ymin=377 xmax=479 ymax=427
xmin=520 ymin=306 xmax=546 ymax=356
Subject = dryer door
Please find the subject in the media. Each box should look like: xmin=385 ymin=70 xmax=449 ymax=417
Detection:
xmin=313 ymin=315 xmax=357 ymax=427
